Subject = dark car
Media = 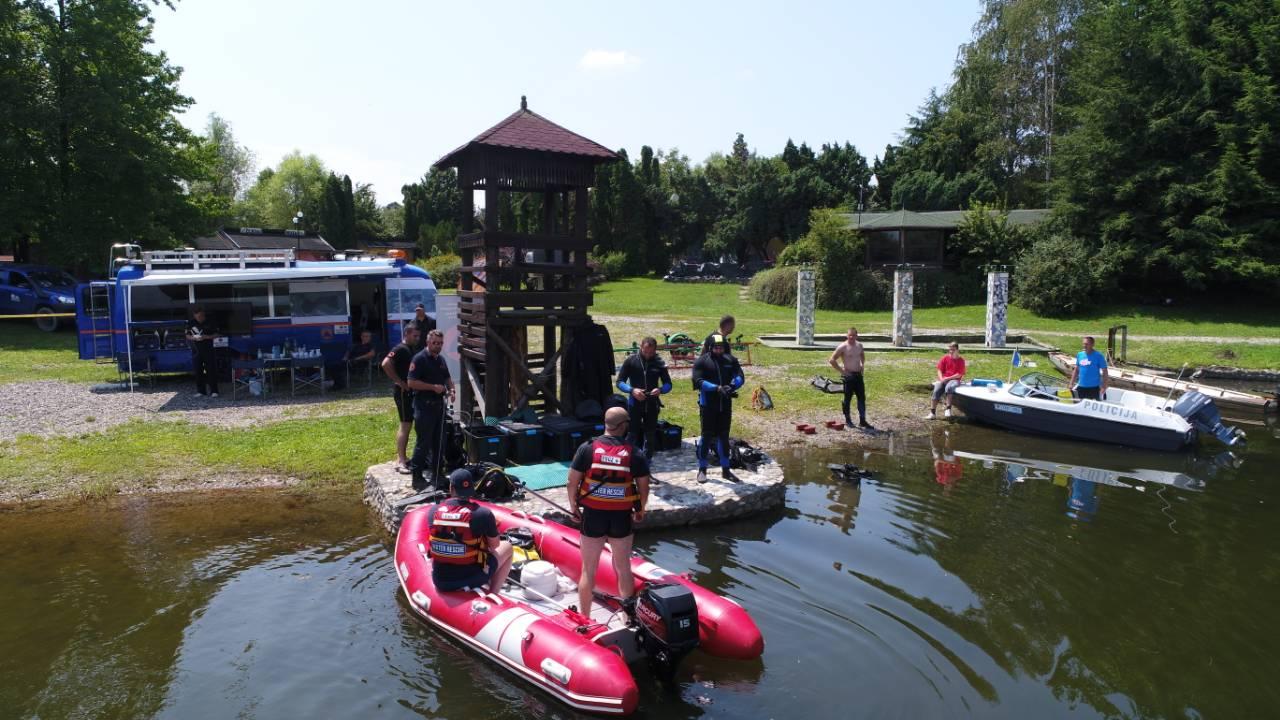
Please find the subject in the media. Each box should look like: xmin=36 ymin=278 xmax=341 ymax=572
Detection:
xmin=0 ymin=264 xmax=79 ymax=331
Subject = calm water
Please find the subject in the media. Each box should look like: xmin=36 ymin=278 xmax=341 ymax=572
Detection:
xmin=3 ymin=419 xmax=1279 ymax=719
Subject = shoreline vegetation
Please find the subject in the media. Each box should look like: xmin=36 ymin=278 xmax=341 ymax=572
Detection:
xmin=3 ymin=279 xmax=1278 ymax=507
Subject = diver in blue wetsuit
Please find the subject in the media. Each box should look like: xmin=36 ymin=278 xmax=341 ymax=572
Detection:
xmin=691 ymin=334 xmax=745 ymax=484
xmin=616 ymin=336 xmax=673 ymax=459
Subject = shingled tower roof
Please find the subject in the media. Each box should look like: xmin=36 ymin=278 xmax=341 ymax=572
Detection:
xmin=435 ymin=96 xmax=619 ymax=168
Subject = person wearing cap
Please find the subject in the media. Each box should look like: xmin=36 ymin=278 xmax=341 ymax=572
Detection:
xmin=702 ymin=314 xmax=737 ymax=356
xmin=405 ymin=303 xmax=435 ymax=351
xmin=615 ymin=336 xmax=673 ymax=459
xmin=185 ymin=305 xmax=220 ymax=398
xmin=426 ymin=468 xmax=513 ymax=592
xmin=408 ymin=329 xmax=454 ymax=491
xmin=566 ymin=406 xmax=651 ymax=616
xmin=691 ymin=333 xmax=745 ymax=483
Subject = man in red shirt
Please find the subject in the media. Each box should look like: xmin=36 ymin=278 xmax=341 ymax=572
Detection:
xmin=927 ymin=342 xmax=966 ymax=419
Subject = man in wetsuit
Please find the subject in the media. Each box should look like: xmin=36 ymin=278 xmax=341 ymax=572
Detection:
xmin=566 ymin=407 xmax=651 ymax=616
xmin=427 ymin=468 xmax=513 ymax=592
xmin=615 ymin=336 xmax=673 ymax=459
xmin=382 ymin=323 xmax=420 ymax=475
xmin=408 ymin=329 xmax=454 ymax=491
xmin=692 ymin=334 xmax=745 ymax=484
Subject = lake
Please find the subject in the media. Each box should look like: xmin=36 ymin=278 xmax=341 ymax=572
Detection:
xmin=3 ymin=419 xmax=1278 ymax=718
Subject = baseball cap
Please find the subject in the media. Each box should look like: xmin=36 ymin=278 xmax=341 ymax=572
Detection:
xmin=449 ymin=468 xmax=475 ymax=497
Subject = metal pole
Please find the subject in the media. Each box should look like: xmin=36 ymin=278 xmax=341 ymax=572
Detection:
xmin=125 ymin=283 xmax=134 ymax=393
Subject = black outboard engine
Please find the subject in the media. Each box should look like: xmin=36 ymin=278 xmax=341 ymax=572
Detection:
xmin=1171 ymin=391 xmax=1246 ymax=446
xmin=634 ymin=582 xmax=699 ymax=682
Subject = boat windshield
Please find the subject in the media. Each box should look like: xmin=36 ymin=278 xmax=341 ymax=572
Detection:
xmin=1009 ymin=372 xmax=1068 ymax=399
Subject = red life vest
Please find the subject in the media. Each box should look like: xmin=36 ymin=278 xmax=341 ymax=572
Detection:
xmin=427 ymin=501 xmax=488 ymax=566
xmin=579 ymin=439 xmax=639 ymax=511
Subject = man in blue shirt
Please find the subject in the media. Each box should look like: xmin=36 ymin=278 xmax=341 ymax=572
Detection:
xmin=1068 ymin=336 xmax=1109 ymax=401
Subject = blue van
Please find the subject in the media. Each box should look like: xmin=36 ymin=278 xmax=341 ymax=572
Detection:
xmin=0 ymin=263 xmax=79 ymax=331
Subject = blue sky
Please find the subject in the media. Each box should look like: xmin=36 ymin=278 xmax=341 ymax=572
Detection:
xmin=151 ymin=0 xmax=980 ymax=205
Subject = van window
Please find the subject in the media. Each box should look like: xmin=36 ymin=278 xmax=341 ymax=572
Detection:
xmin=130 ymin=285 xmax=190 ymax=321
xmin=9 ymin=272 xmax=31 ymax=289
xmin=271 ymin=282 xmax=290 ymax=317
xmin=232 ymin=282 xmax=270 ymax=317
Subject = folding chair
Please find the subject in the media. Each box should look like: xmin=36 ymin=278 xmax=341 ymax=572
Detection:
xmin=346 ymin=358 xmax=374 ymax=389
xmin=291 ymin=357 xmax=325 ymax=396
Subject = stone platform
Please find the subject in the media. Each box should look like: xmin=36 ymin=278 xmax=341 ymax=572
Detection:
xmin=363 ymin=440 xmax=786 ymax=534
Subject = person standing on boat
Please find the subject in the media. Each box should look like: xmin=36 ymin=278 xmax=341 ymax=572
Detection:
xmin=1068 ymin=336 xmax=1109 ymax=401
xmin=567 ymin=407 xmax=651 ymax=616
xmin=829 ymin=327 xmax=872 ymax=429
xmin=408 ymin=329 xmax=454 ymax=491
xmin=185 ymin=306 xmax=220 ymax=398
xmin=616 ymin=337 xmax=673 ymax=459
xmin=927 ymin=342 xmax=966 ymax=419
xmin=382 ymin=323 xmax=420 ymax=476
xmin=692 ymin=334 xmax=746 ymax=483
xmin=427 ymin=468 xmax=513 ymax=592
xmin=702 ymin=315 xmax=737 ymax=356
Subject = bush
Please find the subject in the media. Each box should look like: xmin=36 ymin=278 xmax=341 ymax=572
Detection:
xmin=1014 ymin=234 xmax=1114 ymax=317
xmin=822 ymin=268 xmax=892 ymax=311
xmin=748 ymin=266 xmax=799 ymax=306
xmin=913 ymin=271 xmax=986 ymax=308
xmin=419 ymin=253 xmax=460 ymax=289
xmin=593 ymin=251 xmax=630 ymax=281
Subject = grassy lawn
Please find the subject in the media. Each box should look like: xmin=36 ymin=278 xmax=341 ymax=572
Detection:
xmin=0 ymin=322 xmax=120 ymax=385
xmin=0 ymin=412 xmax=397 ymax=501
xmin=593 ymin=278 xmax=1280 ymax=339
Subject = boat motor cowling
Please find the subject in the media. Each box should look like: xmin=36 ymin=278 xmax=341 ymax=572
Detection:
xmin=1171 ymin=391 xmax=1246 ymax=446
xmin=634 ymin=582 xmax=699 ymax=681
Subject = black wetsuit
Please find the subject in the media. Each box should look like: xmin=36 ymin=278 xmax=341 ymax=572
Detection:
xmin=691 ymin=351 xmax=744 ymax=470
xmin=615 ymin=353 xmax=673 ymax=456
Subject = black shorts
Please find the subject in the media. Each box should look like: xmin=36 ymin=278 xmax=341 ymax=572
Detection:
xmin=580 ymin=507 xmax=633 ymax=539
xmin=393 ymin=388 xmax=414 ymax=422
xmin=433 ymin=554 xmax=498 ymax=592
xmin=1077 ymin=386 xmax=1102 ymax=401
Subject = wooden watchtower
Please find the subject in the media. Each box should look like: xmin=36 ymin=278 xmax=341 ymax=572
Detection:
xmin=433 ymin=97 xmax=619 ymax=421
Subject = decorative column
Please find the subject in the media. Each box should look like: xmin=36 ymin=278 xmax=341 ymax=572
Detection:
xmin=892 ymin=268 xmax=913 ymax=347
xmin=796 ymin=267 xmax=816 ymax=345
xmin=985 ymin=270 xmax=1009 ymax=347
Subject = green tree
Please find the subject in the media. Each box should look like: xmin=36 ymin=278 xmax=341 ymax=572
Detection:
xmin=1055 ymin=0 xmax=1280 ymax=296
xmin=1 ymin=0 xmax=201 ymax=269
xmin=241 ymin=152 xmax=327 ymax=230
xmin=402 ymin=167 xmax=461 ymax=249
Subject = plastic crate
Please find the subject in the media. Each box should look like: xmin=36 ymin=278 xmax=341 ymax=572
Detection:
xmin=499 ymin=421 xmax=544 ymax=464
xmin=464 ymin=425 xmax=508 ymax=465
xmin=544 ymin=425 xmax=589 ymax=462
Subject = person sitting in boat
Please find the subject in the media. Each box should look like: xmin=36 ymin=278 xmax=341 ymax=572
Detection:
xmin=1068 ymin=336 xmax=1109 ymax=401
xmin=427 ymin=468 xmax=513 ymax=592
xmin=926 ymin=342 xmax=966 ymax=419
xmin=566 ymin=407 xmax=651 ymax=616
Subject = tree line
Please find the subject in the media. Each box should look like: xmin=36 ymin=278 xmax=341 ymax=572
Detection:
xmin=4 ymin=0 xmax=1275 ymax=306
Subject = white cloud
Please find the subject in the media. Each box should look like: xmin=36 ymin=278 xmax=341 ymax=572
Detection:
xmin=578 ymin=49 xmax=641 ymax=71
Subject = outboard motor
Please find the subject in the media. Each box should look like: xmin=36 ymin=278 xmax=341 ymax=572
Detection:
xmin=1171 ymin=391 xmax=1246 ymax=446
xmin=634 ymin=582 xmax=699 ymax=682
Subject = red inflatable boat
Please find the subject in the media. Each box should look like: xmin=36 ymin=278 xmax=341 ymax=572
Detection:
xmin=394 ymin=500 xmax=764 ymax=716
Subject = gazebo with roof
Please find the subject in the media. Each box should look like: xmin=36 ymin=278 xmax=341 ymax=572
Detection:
xmin=433 ymin=97 xmax=619 ymax=420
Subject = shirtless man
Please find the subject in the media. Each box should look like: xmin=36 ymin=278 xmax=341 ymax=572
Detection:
xmin=828 ymin=327 xmax=872 ymax=429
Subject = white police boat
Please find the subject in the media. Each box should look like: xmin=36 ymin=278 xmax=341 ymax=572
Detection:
xmin=951 ymin=372 xmax=1245 ymax=452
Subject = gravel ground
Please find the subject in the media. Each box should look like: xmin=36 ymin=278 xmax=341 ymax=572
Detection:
xmin=0 ymin=378 xmax=391 ymax=442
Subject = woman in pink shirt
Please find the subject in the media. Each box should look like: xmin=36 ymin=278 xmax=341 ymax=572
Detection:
xmin=927 ymin=342 xmax=966 ymax=419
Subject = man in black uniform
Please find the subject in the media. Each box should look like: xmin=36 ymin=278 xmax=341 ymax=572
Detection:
xmin=408 ymin=329 xmax=454 ymax=491
xmin=692 ymin=334 xmax=745 ymax=484
xmin=566 ymin=406 xmax=651 ymax=616
xmin=427 ymin=467 xmax=513 ymax=592
xmin=185 ymin=306 xmax=220 ymax=398
xmin=615 ymin=336 xmax=673 ymax=459
xmin=381 ymin=323 xmax=420 ymax=475
xmin=702 ymin=314 xmax=736 ymax=356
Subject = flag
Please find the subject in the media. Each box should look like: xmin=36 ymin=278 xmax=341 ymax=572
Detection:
xmin=1011 ymin=349 xmax=1022 ymax=368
